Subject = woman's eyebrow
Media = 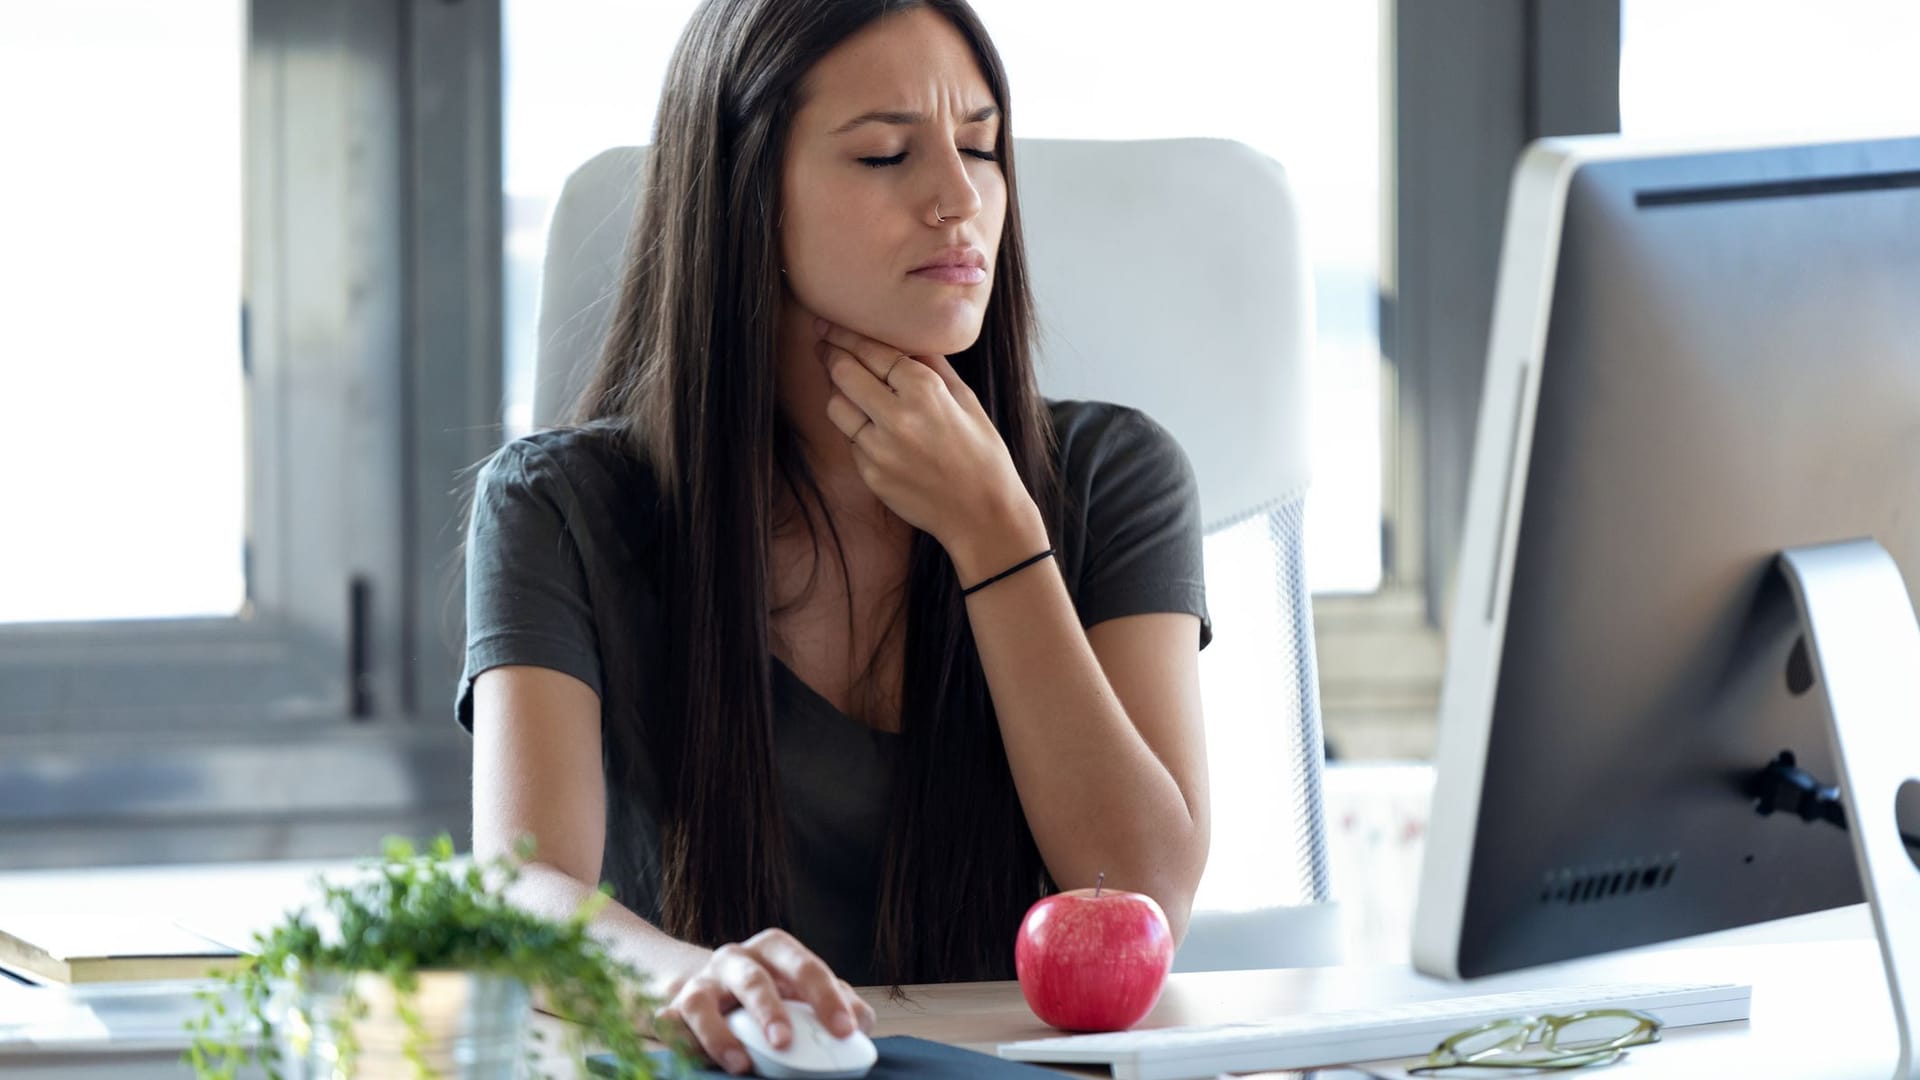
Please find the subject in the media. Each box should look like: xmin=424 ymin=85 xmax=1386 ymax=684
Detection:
xmin=828 ymin=104 xmax=999 ymax=135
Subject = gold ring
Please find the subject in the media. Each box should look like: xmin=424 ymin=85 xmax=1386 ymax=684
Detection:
xmin=848 ymin=417 xmax=873 ymax=444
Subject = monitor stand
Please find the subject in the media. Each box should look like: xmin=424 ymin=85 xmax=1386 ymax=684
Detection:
xmin=1778 ymin=539 xmax=1920 ymax=1080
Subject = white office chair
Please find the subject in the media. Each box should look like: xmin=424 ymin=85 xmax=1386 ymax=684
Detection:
xmin=529 ymin=137 xmax=1338 ymax=970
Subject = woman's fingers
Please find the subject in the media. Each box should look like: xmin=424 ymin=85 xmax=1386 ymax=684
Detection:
xmin=650 ymin=1002 xmax=693 ymax=1048
xmin=657 ymin=931 xmax=870 ymax=1077
xmin=916 ymin=352 xmax=977 ymax=409
xmin=717 ymin=943 xmax=795 ymax=1049
xmin=659 ymin=977 xmax=753 ymax=1075
xmin=823 ymin=387 xmax=874 ymax=445
xmin=819 ymin=340 xmax=903 ymax=422
xmin=815 ymin=321 xmax=894 ymax=382
xmin=746 ymin=928 xmax=858 ymax=1038
xmin=838 ymin=977 xmax=878 ymax=1034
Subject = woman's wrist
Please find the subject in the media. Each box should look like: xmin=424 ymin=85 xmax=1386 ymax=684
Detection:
xmin=653 ymin=946 xmax=716 ymax=996
xmin=945 ymin=494 xmax=1051 ymax=592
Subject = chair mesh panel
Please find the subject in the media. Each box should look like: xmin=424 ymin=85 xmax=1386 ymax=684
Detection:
xmin=1196 ymin=494 xmax=1330 ymax=908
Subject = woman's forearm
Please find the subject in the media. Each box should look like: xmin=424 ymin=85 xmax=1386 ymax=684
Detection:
xmin=505 ymin=861 xmax=715 ymax=1007
xmin=944 ymin=497 xmax=1207 ymax=942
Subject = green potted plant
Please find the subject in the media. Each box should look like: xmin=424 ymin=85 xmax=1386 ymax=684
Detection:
xmin=181 ymin=833 xmax=694 ymax=1080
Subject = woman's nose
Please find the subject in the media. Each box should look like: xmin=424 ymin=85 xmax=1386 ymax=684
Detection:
xmin=929 ymin=153 xmax=985 ymax=224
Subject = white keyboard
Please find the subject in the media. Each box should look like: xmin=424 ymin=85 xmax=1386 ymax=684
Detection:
xmin=997 ymin=980 xmax=1751 ymax=1080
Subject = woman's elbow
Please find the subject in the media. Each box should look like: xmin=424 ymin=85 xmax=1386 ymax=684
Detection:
xmin=1170 ymin=822 xmax=1211 ymax=947
xmin=1157 ymin=849 xmax=1208 ymax=949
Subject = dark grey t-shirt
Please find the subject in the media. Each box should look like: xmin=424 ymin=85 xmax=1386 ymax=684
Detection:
xmin=454 ymin=398 xmax=1212 ymax=986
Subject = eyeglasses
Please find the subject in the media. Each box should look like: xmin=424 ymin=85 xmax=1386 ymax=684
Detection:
xmin=1406 ymin=1008 xmax=1662 ymax=1074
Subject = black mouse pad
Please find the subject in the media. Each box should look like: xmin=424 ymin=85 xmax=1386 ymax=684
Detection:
xmin=584 ymin=1035 xmax=1069 ymax=1078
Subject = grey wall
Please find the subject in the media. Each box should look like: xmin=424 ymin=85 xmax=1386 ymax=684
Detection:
xmin=1392 ymin=0 xmax=1620 ymax=624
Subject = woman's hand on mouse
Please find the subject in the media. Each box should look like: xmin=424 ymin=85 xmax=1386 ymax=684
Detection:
xmin=652 ymin=927 xmax=876 ymax=1076
xmin=813 ymin=317 xmax=1035 ymax=550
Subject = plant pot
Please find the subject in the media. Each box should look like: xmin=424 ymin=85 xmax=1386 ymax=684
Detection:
xmin=273 ymin=968 xmax=534 ymax=1079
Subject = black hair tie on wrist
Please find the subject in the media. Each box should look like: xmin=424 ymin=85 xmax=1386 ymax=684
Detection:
xmin=961 ymin=548 xmax=1055 ymax=597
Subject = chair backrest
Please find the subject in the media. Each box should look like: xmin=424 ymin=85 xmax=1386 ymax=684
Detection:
xmin=531 ymin=137 xmax=1334 ymax=969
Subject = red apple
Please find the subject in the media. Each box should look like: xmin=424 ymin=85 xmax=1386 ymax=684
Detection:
xmin=1014 ymin=873 xmax=1175 ymax=1032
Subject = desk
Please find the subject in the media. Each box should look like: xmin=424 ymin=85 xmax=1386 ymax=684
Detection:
xmin=1 ymin=862 xmax=1900 ymax=1077
xmin=544 ymin=905 xmax=1900 ymax=1078
xmin=912 ymin=920 xmax=1898 ymax=1077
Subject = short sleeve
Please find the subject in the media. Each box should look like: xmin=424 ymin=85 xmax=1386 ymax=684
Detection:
xmin=1075 ymin=408 xmax=1214 ymax=651
xmin=454 ymin=439 xmax=606 ymax=734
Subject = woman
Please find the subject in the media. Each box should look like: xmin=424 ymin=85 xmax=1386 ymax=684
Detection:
xmin=459 ymin=0 xmax=1213 ymax=1073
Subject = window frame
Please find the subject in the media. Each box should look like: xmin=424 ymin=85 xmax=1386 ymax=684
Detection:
xmin=1313 ymin=0 xmax=1620 ymax=760
xmin=0 ymin=0 xmax=373 ymax=732
xmin=0 ymin=0 xmax=500 ymax=866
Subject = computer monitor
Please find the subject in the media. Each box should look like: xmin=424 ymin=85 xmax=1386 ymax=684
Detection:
xmin=1412 ymin=133 xmax=1920 ymax=983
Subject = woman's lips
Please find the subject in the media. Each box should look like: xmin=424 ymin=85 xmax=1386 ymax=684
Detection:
xmin=909 ymin=265 xmax=987 ymax=285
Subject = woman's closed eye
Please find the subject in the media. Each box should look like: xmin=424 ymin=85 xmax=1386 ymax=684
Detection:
xmin=859 ymin=149 xmax=999 ymax=169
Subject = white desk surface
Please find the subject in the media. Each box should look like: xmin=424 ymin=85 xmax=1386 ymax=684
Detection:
xmin=852 ymin=906 xmax=1894 ymax=1078
xmin=0 ymin=861 xmax=1901 ymax=1077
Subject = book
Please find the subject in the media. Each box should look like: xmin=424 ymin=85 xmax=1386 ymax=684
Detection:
xmin=0 ymin=914 xmax=250 ymax=985
xmin=0 ymin=976 xmax=259 ymax=1072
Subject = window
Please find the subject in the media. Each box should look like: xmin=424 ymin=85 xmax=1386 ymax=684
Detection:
xmin=3 ymin=0 xmax=498 ymax=871
xmin=0 ymin=0 xmax=416 ymax=737
xmin=0 ymin=4 xmax=246 ymax=625
xmin=967 ymin=1 xmax=1386 ymax=598
xmin=501 ymin=0 xmax=692 ymax=443
xmin=1621 ymin=1 xmax=1920 ymax=138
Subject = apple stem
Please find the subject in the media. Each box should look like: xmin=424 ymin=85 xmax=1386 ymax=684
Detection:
xmin=1095 ymin=872 xmax=1105 ymax=899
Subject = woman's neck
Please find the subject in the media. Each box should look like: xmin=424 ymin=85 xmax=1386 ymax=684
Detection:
xmin=772 ymin=296 xmax=902 ymax=532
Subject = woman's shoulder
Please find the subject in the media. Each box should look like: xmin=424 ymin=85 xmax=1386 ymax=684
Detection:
xmin=1044 ymin=397 xmax=1191 ymax=478
xmin=484 ymin=418 xmax=657 ymax=496
xmin=478 ymin=418 xmax=667 ymax=559
xmin=487 ymin=416 xmax=635 ymax=468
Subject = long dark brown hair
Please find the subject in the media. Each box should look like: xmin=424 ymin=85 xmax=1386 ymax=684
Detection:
xmin=572 ymin=0 xmax=1063 ymax=988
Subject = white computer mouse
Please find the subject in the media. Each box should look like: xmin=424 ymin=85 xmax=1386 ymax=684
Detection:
xmin=723 ymin=999 xmax=878 ymax=1079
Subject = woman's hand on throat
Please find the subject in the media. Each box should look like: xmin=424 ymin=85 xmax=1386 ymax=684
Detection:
xmin=810 ymin=318 xmax=1036 ymax=554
